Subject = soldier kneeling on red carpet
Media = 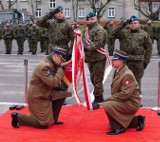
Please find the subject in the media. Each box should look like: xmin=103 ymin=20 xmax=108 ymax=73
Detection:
xmin=11 ymin=47 xmax=72 ymax=129
xmin=99 ymin=49 xmax=145 ymax=135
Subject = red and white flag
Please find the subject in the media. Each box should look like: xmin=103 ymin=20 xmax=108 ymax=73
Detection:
xmin=63 ymin=28 xmax=92 ymax=110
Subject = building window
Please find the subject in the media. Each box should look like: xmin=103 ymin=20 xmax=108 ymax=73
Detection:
xmin=153 ymin=2 xmax=159 ymax=10
xmin=65 ymin=8 xmax=70 ymax=18
xmin=36 ymin=8 xmax=42 ymax=18
xmin=78 ymin=7 xmax=85 ymax=18
xmin=49 ymin=0 xmax=56 ymax=9
xmin=108 ymin=7 xmax=115 ymax=17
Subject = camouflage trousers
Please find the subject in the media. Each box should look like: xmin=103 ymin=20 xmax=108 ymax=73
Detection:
xmin=156 ymin=39 xmax=160 ymax=54
xmin=87 ymin=59 xmax=106 ymax=97
xmin=126 ymin=61 xmax=144 ymax=94
xmin=4 ymin=38 xmax=13 ymax=54
xmin=16 ymin=38 xmax=25 ymax=54
xmin=40 ymin=38 xmax=49 ymax=53
xmin=28 ymin=39 xmax=32 ymax=52
xmin=107 ymin=38 xmax=116 ymax=56
xmin=30 ymin=39 xmax=38 ymax=54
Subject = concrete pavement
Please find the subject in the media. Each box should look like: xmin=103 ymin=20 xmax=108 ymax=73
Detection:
xmin=0 ymin=39 xmax=160 ymax=116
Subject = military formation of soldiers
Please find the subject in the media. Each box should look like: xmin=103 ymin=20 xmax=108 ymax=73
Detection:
xmin=105 ymin=18 xmax=160 ymax=56
xmin=0 ymin=20 xmax=49 ymax=55
xmin=0 ymin=16 xmax=160 ymax=56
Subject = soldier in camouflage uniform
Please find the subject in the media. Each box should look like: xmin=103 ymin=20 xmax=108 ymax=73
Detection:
xmin=36 ymin=5 xmax=74 ymax=95
xmin=14 ymin=21 xmax=26 ymax=55
xmin=28 ymin=23 xmax=39 ymax=55
xmin=112 ymin=15 xmax=152 ymax=95
xmin=82 ymin=12 xmax=107 ymax=109
xmin=38 ymin=27 xmax=49 ymax=54
xmin=25 ymin=20 xmax=33 ymax=52
xmin=2 ymin=21 xmax=15 ymax=54
xmin=36 ymin=6 xmax=74 ymax=55
xmin=143 ymin=19 xmax=155 ymax=44
xmin=0 ymin=25 xmax=3 ymax=40
xmin=104 ymin=20 xmax=116 ymax=56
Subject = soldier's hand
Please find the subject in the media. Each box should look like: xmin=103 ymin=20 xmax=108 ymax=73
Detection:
xmin=61 ymin=60 xmax=72 ymax=67
xmin=143 ymin=62 xmax=148 ymax=69
xmin=49 ymin=10 xmax=55 ymax=17
xmin=122 ymin=19 xmax=130 ymax=26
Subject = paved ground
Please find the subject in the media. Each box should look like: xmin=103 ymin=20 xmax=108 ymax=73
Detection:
xmin=0 ymin=39 xmax=160 ymax=116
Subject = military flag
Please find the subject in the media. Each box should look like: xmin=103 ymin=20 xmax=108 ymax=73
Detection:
xmin=63 ymin=27 xmax=92 ymax=110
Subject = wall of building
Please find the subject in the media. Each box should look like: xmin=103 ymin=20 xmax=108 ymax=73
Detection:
xmin=1 ymin=0 xmax=157 ymax=23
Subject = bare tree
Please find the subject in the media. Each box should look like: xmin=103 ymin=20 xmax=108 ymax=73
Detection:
xmin=88 ymin=0 xmax=112 ymax=22
xmin=72 ymin=0 xmax=79 ymax=22
xmin=131 ymin=0 xmax=160 ymax=20
xmin=7 ymin=0 xmax=17 ymax=9
xmin=0 ymin=0 xmax=4 ymax=10
xmin=26 ymin=0 xmax=44 ymax=22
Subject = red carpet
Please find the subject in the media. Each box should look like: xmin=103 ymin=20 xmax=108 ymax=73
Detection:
xmin=0 ymin=105 xmax=160 ymax=142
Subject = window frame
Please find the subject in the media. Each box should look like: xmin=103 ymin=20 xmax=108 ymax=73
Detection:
xmin=78 ymin=7 xmax=85 ymax=18
xmin=108 ymin=6 xmax=115 ymax=18
xmin=64 ymin=8 xmax=70 ymax=18
xmin=49 ymin=0 xmax=56 ymax=9
xmin=36 ymin=8 xmax=42 ymax=18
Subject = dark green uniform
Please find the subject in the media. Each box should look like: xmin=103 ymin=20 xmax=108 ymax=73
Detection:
xmin=154 ymin=25 xmax=160 ymax=55
xmin=112 ymin=24 xmax=152 ymax=93
xmin=36 ymin=13 xmax=74 ymax=55
xmin=39 ymin=27 xmax=49 ymax=54
xmin=104 ymin=23 xmax=116 ymax=56
xmin=28 ymin=24 xmax=39 ymax=54
xmin=2 ymin=23 xmax=14 ymax=54
xmin=14 ymin=23 xmax=26 ymax=54
xmin=25 ymin=21 xmax=33 ymax=52
xmin=82 ymin=22 xmax=107 ymax=102
xmin=143 ymin=23 xmax=155 ymax=44
xmin=0 ymin=26 xmax=3 ymax=40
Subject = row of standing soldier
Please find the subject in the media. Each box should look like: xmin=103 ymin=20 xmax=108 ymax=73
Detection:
xmin=0 ymin=18 xmax=159 ymax=56
xmin=104 ymin=18 xmax=160 ymax=56
xmin=0 ymin=20 xmax=49 ymax=55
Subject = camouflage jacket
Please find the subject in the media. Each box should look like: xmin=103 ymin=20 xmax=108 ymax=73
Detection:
xmin=36 ymin=14 xmax=74 ymax=54
xmin=154 ymin=25 xmax=160 ymax=39
xmin=14 ymin=26 xmax=26 ymax=39
xmin=2 ymin=26 xmax=14 ymax=39
xmin=82 ymin=22 xmax=107 ymax=62
xmin=143 ymin=24 xmax=156 ymax=38
xmin=112 ymin=25 xmax=152 ymax=65
xmin=39 ymin=27 xmax=49 ymax=39
xmin=104 ymin=24 xmax=116 ymax=39
xmin=28 ymin=27 xmax=39 ymax=40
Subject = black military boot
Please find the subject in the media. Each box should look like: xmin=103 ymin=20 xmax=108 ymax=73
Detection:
xmin=136 ymin=115 xmax=145 ymax=131
xmin=92 ymin=96 xmax=104 ymax=110
xmin=11 ymin=112 xmax=19 ymax=128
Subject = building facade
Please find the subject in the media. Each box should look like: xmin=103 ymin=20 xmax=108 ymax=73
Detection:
xmin=0 ymin=0 xmax=160 ymax=23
